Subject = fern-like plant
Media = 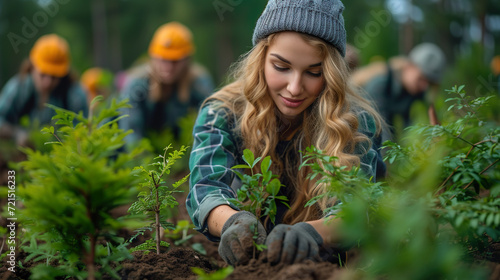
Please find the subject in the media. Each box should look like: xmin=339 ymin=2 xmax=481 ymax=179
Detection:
xmin=128 ymin=144 xmax=189 ymax=254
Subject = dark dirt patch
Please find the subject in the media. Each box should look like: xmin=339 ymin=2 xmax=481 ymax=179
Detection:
xmin=3 ymin=229 xmax=500 ymax=280
xmin=2 ymin=162 xmax=500 ymax=280
xmin=225 ymin=257 xmax=343 ymax=280
xmin=0 ymin=251 xmax=35 ymax=280
xmin=117 ymin=247 xmax=215 ymax=280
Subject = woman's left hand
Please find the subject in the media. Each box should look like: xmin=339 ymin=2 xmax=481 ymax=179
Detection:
xmin=264 ymin=222 xmax=323 ymax=265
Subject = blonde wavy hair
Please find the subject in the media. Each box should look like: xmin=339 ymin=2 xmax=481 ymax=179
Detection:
xmin=204 ymin=32 xmax=383 ymax=224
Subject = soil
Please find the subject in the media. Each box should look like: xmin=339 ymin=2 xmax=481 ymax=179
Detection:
xmin=116 ymin=248 xmax=214 ymax=280
xmin=225 ymin=258 xmax=343 ymax=280
xmin=1 ymin=156 xmax=500 ymax=280
xmin=3 ymin=220 xmax=500 ymax=280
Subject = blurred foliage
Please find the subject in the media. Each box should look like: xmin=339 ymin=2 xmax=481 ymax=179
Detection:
xmin=192 ymin=266 xmax=234 ymax=280
xmin=1 ymin=0 xmax=499 ymax=92
xmin=302 ymin=85 xmax=499 ymax=279
xmin=145 ymin=109 xmax=197 ymax=177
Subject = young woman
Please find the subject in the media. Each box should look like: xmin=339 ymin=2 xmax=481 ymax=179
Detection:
xmin=119 ymin=21 xmax=214 ymax=146
xmin=186 ymin=0 xmax=385 ymax=266
xmin=0 ymin=34 xmax=88 ymax=145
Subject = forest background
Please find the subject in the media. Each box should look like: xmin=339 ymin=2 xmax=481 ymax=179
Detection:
xmin=1 ymin=0 xmax=499 ymax=99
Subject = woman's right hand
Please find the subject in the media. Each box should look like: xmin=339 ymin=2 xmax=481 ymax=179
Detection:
xmin=218 ymin=211 xmax=266 ymax=265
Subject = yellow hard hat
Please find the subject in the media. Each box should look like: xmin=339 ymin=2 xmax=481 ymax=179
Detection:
xmin=30 ymin=34 xmax=70 ymax=77
xmin=148 ymin=22 xmax=194 ymax=61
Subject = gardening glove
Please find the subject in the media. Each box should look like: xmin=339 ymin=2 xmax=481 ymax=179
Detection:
xmin=218 ymin=211 xmax=267 ymax=266
xmin=265 ymin=222 xmax=323 ymax=265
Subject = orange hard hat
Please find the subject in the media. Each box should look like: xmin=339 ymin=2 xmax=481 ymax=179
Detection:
xmin=148 ymin=22 xmax=194 ymax=61
xmin=81 ymin=67 xmax=103 ymax=95
xmin=30 ymin=34 xmax=70 ymax=77
xmin=491 ymin=55 xmax=500 ymax=76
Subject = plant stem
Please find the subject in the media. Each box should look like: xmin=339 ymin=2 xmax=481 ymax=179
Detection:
xmin=435 ymin=139 xmax=494 ymax=194
xmin=155 ymin=181 xmax=161 ymax=254
xmin=156 ymin=210 xmax=161 ymax=255
xmin=84 ymin=186 xmax=96 ymax=280
xmin=87 ymin=234 xmax=96 ymax=280
xmin=51 ymin=132 xmax=63 ymax=143
xmin=150 ymin=172 xmax=162 ymax=254
xmin=460 ymin=159 xmax=500 ymax=192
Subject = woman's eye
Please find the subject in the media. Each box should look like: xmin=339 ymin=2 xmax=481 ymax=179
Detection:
xmin=273 ymin=64 xmax=288 ymax=72
xmin=307 ymin=71 xmax=322 ymax=77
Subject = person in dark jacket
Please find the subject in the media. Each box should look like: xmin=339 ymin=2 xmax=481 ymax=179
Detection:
xmin=0 ymin=34 xmax=88 ymax=146
xmin=352 ymin=43 xmax=446 ymax=129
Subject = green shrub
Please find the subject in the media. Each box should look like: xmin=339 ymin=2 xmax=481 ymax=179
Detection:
xmin=302 ymin=85 xmax=498 ymax=279
xmin=17 ymin=97 xmax=147 ymax=280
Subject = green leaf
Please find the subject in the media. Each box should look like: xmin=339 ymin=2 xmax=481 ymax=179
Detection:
xmin=458 ymin=85 xmax=465 ymax=93
xmin=455 ymin=215 xmax=464 ymax=227
xmin=90 ymin=95 xmax=104 ymax=108
xmin=231 ymin=164 xmax=251 ymax=169
xmin=266 ymin=178 xmax=281 ymax=196
xmin=486 ymin=213 xmax=494 ymax=226
xmin=242 ymin=149 xmax=255 ymax=167
xmin=260 ymin=156 xmax=271 ymax=174
xmin=44 ymin=141 xmax=62 ymax=146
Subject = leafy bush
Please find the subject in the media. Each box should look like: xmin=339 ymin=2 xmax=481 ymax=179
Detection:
xmin=301 ymin=85 xmax=498 ymax=279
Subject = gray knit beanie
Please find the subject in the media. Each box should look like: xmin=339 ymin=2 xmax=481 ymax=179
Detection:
xmin=252 ymin=0 xmax=346 ymax=57
xmin=409 ymin=43 xmax=446 ymax=84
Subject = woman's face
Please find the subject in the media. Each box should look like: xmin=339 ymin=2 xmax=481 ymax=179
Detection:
xmin=32 ymin=67 xmax=61 ymax=95
xmin=401 ymin=63 xmax=429 ymax=95
xmin=264 ymin=32 xmax=325 ymax=122
xmin=151 ymin=57 xmax=189 ymax=84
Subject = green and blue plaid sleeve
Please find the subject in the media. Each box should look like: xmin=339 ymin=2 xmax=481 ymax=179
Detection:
xmin=186 ymin=102 xmax=242 ymax=241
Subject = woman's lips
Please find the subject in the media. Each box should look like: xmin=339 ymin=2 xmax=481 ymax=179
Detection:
xmin=281 ymin=96 xmax=305 ymax=108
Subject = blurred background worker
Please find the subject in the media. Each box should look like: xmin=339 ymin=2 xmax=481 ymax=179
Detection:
xmin=345 ymin=43 xmax=361 ymax=72
xmin=80 ymin=67 xmax=114 ymax=107
xmin=119 ymin=21 xmax=214 ymax=146
xmin=491 ymin=55 xmax=500 ymax=95
xmin=0 ymin=34 xmax=88 ymax=146
xmin=352 ymin=43 xmax=446 ymax=132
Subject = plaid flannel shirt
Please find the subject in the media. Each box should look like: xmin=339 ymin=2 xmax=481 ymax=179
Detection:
xmin=186 ymin=101 xmax=382 ymax=241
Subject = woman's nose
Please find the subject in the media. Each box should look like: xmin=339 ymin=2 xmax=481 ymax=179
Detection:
xmin=287 ymin=73 xmax=303 ymax=96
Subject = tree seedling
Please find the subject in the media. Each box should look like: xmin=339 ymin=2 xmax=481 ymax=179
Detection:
xmin=229 ymin=149 xmax=289 ymax=255
xmin=17 ymin=96 xmax=147 ymax=280
xmin=128 ymin=144 xmax=190 ymax=255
